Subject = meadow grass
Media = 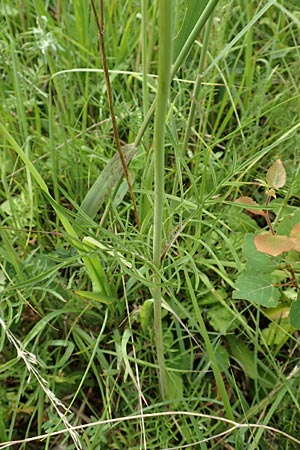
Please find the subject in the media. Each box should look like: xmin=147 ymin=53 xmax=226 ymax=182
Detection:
xmin=0 ymin=1 xmax=300 ymax=449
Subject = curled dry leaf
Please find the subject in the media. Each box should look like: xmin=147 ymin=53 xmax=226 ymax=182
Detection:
xmin=235 ymin=196 xmax=266 ymax=216
xmin=266 ymin=159 xmax=286 ymax=189
xmin=254 ymin=232 xmax=295 ymax=256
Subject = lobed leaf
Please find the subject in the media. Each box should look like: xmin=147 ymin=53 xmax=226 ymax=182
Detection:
xmin=266 ymin=159 xmax=286 ymax=189
xmin=254 ymin=232 xmax=295 ymax=256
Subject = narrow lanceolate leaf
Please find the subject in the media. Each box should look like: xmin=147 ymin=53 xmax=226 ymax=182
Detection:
xmin=266 ymin=159 xmax=286 ymax=189
xmin=74 ymin=290 xmax=115 ymax=305
xmin=235 ymin=196 xmax=266 ymax=216
xmin=173 ymin=0 xmax=207 ymax=61
xmin=254 ymin=232 xmax=295 ymax=256
xmin=290 ymin=291 xmax=300 ymax=330
xmin=79 ymin=144 xmax=137 ymax=220
xmin=233 ymin=272 xmax=280 ymax=307
xmin=290 ymin=223 xmax=300 ymax=251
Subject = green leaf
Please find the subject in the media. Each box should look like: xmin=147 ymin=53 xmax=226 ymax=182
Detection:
xmin=227 ymin=336 xmax=258 ymax=380
xmin=261 ymin=319 xmax=292 ymax=348
xmin=276 ymin=209 xmax=300 ymax=235
xmin=80 ymin=247 xmax=111 ymax=296
xmin=233 ymin=272 xmax=280 ymax=307
xmin=215 ymin=345 xmax=230 ymax=371
xmin=78 ymin=144 xmax=137 ymax=220
xmin=243 ymin=234 xmax=277 ymax=272
xmin=266 ymin=159 xmax=286 ymax=189
xmin=165 ymin=371 xmax=183 ymax=403
xmin=173 ymin=0 xmax=207 ymax=61
xmin=207 ymin=305 xmax=238 ymax=333
xmin=74 ymin=290 xmax=115 ymax=305
xmin=139 ymin=299 xmax=153 ymax=332
xmin=227 ymin=336 xmax=276 ymax=388
xmin=290 ymin=291 xmax=300 ymax=329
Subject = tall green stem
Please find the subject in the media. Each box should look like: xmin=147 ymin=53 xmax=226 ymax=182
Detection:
xmin=153 ymin=0 xmax=173 ymax=400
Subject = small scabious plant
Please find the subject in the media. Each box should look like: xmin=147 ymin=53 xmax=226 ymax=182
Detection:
xmin=233 ymin=160 xmax=300 ymax=329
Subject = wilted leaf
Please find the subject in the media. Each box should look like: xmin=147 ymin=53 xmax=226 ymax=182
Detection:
xmin=266 ymin=159 xmax=286 ymax=189
xmin=290 ymin=223 xmax=300 ymax=251
xmin=254 ymin=232 xmax=295 ymax=256
xmin=235 ymin=196 xmax=266 ymax=216
xmin=290 ymin=291 xmax=300 ymax=330
xmin=233 ymin=272 xmax=280 ymax=307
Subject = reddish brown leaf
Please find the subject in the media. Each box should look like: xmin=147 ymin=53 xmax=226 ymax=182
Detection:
xmin=290 ymin=223 xmax=300 ymax=252
xmin=235 ymin=196 xmax=266 ymax=216
xmin=254 ymin=232 xmax=295 ymax=256
xmin=266 ymin=159 xmax=286 ymax=189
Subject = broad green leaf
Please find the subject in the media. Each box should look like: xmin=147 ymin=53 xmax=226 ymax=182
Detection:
xmin=215 ymin=345 xmax=230 ymax=371
xmin=79 ymin=144 xmax=137 ymax=220
xmin=243 ymin=234 xmax=277 ymax=272
xmin=235 ymin=196 xmax=266 ymax=216
xmin=276 ymin=209 xmax=300 ymax=235
xmin=261 ymin=319 xmax=292 ymax=348
xmin=227 ymin=336 xmax=276 ymax=388
xmin=290 ymin=291 xmax=300 ymax=329
xmin=207 ymin=305 xmax=238 ymax=333
xmin=290 ymin=223 xmax=300 ymax=251
xmin=233 ymin=272 xmax=280 ymax=307
xmin=227 ymin=336 xmax=257 ymax=380
xmin=165 ymin=371 xmax=183 ymax=403
xmin=254 ymin=232 xmax=295 ymax=256
xmin=266 ymin=159 xmax=286 ymax=188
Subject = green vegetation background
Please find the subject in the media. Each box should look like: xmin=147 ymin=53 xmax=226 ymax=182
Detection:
xmin=0 ymin=1 xmax=300 ymax=449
